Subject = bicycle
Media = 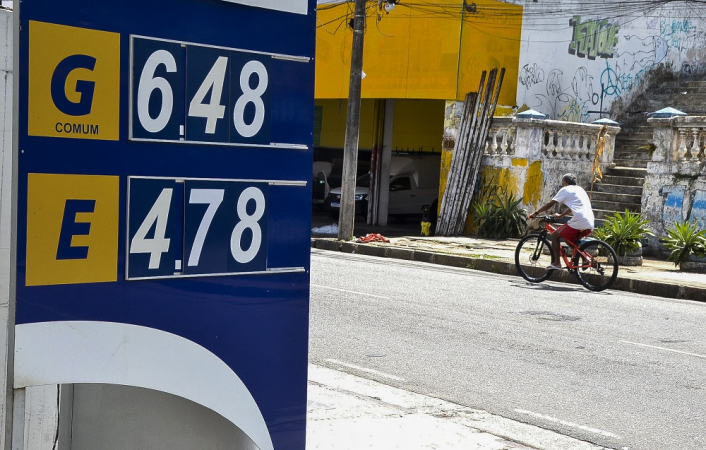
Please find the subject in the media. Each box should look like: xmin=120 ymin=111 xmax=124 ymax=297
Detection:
xmin=514 ymin=216 xmax=619 ymax=292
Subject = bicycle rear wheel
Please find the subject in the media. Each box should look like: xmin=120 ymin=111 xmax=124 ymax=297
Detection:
xmin=515 ymin=234 xmax=555 ymax=283
xmin=571 ymin=239 xmax=619 ymax=291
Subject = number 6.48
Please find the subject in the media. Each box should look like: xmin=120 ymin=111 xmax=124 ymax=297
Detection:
xmin=132 ymin=38 xmax=270 ymax=144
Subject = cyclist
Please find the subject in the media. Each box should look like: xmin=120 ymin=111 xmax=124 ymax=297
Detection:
xmin=528 ymin=173 xmax=594 ymax=270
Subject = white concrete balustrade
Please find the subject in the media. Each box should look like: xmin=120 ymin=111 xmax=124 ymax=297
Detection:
xmin=649 ymin=115 xmax=706 ymax=163
xmin=485 ymin=117 xmax=515 ymax=156
xmin=675 ymin=123 xmax=706 ymax=162
xmin=484 ymin=115 xmax=618 ymax=167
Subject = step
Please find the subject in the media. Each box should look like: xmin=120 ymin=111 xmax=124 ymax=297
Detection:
xmin=593 ymin=209 xmax=616 ymax=221
xmin=615 ymin=131 xmax=654 ymax=139
xmin=611 ymin=158 xmax=649 ymax=169
xmin=607 ymin=166 xmax=647 ymax=178
xmin=612 ymin=150 xmax=652 ymax=160
xmin=591 ymin=183 xmax=642 ymax=196
xmin=660 ymin=80 xmax=706 ymax=89
xmin=614 ymin=140 xmax=654 ymax=149
xmin=615 ymin=132 xmax=654 ymax=141
xmin=593 ymin=207 xmax=642 ymax=221
xmin=602 ymin=174 xmax=645 ymax=187
xmin=589 ymin=191 xmax=642 ymax=205
xmin=591 ymin=199 xmax=641 ymax=213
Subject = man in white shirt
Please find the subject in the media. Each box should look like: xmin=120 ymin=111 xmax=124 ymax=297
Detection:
xmin=528 ymin=173 xmax=595 ymax=270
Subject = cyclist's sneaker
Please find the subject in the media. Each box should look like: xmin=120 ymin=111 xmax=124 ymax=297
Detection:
xmin=546 ymin=264 xmax=562 ymax=270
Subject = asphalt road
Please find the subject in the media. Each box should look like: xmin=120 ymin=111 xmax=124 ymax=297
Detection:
xmin=309 ymin=249 xmax=706 ymax=450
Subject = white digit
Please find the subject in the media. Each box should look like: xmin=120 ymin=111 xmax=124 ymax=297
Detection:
xmin=233 ymin=61 xmax=268 ymax=138
xmin=187 ymin=189 xmax=225 ymax=267
xmin=130 ymin=188 xmax=173 ymax=269
xmin=230 ymin=187 xmax=265 ymax=264
xmin=138 ymin=50 xmax=177 ymax=133
xmin=188 ymin=56 xmax=228 ymax=134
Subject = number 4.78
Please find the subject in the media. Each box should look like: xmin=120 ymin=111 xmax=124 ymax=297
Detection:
xmin=130 ymin=186 xmax=266 ymax=272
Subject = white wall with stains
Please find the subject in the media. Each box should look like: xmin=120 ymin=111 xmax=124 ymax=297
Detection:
xmin=512 ymin=0 xmax=706 ymax=122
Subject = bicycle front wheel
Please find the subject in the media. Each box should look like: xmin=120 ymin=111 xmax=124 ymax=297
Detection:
xmin=515 ymin=234 xmax=555 ymax=283
xmin=571 ymin=239 xmax=619 ymax=291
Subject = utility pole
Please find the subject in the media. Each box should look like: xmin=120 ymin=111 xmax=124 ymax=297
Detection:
xmin=338 ymin=0 xmax=366 ymax=241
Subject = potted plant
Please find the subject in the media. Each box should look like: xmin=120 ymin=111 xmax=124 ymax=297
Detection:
xmin=662 ymin=220 xmax=706 ymax=272
xmin=592 ymin=210 xmax=653 ymax=266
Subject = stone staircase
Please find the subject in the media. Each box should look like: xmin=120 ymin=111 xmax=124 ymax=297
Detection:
xmin=589 ymin=125 xmax=651 ymax=227
xmin=589 ymin=78 xmax=706 ymax=227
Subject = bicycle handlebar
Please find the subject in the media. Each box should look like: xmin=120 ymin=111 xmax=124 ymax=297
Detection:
xmin=528 ymin=215 xmax=557 ymax=221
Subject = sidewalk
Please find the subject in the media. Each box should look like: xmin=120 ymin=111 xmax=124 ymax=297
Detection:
xmin=311 ymin=235 xmax=706 ymax=302
xmin=307 ymin=364 xmax=606 ymax=450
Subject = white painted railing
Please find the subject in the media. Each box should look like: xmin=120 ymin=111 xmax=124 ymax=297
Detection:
xmin=540 ymin=121 xmax=609 ymax=162
xmin=485 ymin=117 xmax=515 ymax=156
xmin=484 ymin=116 xmax=619 ymax=166
xmin=649 ymin=115 xmax=706 ymax=163
xmin=676 ymin=126 xmax=706 ymax=161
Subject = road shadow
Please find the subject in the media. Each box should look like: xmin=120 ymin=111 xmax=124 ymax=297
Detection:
xmin=511 ymin=281 xmax=611 ymax=294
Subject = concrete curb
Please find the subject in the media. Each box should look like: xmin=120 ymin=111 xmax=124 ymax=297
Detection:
xmin=312 ymin=239 xmax=706 ymax=302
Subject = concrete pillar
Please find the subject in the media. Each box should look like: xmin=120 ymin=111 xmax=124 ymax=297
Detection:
xmin=377 ymin=99 xmax=394 ymax=226
xmin=513 ymin=109 xmax=546 ymax=161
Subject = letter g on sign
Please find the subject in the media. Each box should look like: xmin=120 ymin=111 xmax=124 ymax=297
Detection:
xmin=50 ymin=54 xmax=97 ymax=116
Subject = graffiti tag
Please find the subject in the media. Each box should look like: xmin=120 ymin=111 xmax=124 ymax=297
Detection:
xmin=519 ymin=63 xmax=545 ymax=88
xmin=569 ymin=16 xmax=619 ymax=59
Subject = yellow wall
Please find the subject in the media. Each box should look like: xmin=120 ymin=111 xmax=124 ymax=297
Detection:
xmin=315 ymin=98 xmax=444 ymax=152
xmin=391 ymin=100 xmax=444 ymax=152
xmin=457 ymin=0 xmax=522 ymax=108
xmin=315 ymin=99 xmax=377 ymax=150
xmin=315 ymin=0 xmax=522 ymax=102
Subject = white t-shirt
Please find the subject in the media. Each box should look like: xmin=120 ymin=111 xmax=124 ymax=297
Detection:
xmin=552 ymin=185 xmax=595 ymax=230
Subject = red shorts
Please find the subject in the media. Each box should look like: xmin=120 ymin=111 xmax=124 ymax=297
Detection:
xmin=555 ymin=224 xmax=591 ymax=245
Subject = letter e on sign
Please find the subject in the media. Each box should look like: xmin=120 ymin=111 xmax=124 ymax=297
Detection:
xmin=26 ymin=174 xmax=120 ymax=286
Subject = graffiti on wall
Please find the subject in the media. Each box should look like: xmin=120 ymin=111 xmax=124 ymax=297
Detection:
xmin=531 ymin=67 xmax=600 ymax=122
xmin=660 ymin=186 xmax=706 ymax=230
xmin=520 ymin=7 xmax=706 ymax=122
xmin=661 ymin=185 xmax=686 ymax=228
xmin=519 ymin=63 xmax=544 ymax=89
xmin=692 ymin=190 xmax=706 ymax=229
xmin=568 ymin=16 xmax=619 ymax=59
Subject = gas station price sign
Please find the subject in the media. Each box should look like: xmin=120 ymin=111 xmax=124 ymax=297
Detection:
xmin=14 ymin=1 xmax=315 ymax=449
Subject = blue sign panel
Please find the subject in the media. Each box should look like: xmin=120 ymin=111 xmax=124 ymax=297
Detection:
xmin=14 ymin=1 xmax=314 ymax=449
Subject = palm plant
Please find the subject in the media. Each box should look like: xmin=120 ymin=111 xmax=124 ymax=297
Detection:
xmin=592 ymin=210 xmax=653 ymax=257
xmin=662 ymin=220 xmax=706 ymax=267
xmin=472 ymin=191 xmax=527 ymax=239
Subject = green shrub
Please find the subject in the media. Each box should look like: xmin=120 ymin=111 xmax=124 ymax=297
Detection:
xmin=663 ymin=220 xmax=706 ymax=267
xmin=472 ymin=191 xmax=527 ymax=239
xmin=592 ymin=210 xmax=653 ymax=257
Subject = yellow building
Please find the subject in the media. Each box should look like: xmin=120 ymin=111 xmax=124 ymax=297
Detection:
xmin=314 ymin=0 xmax=523 ymax=153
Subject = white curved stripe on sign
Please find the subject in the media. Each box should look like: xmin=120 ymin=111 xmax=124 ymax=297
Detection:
xmin=15 ymin=321 xmax=274 ymax=450
xmin=219 ymin=0 xmax=308 ymax=15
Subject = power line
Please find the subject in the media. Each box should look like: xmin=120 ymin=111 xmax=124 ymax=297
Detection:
xmin=317 ymin=0 xmax=704 ymax=44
